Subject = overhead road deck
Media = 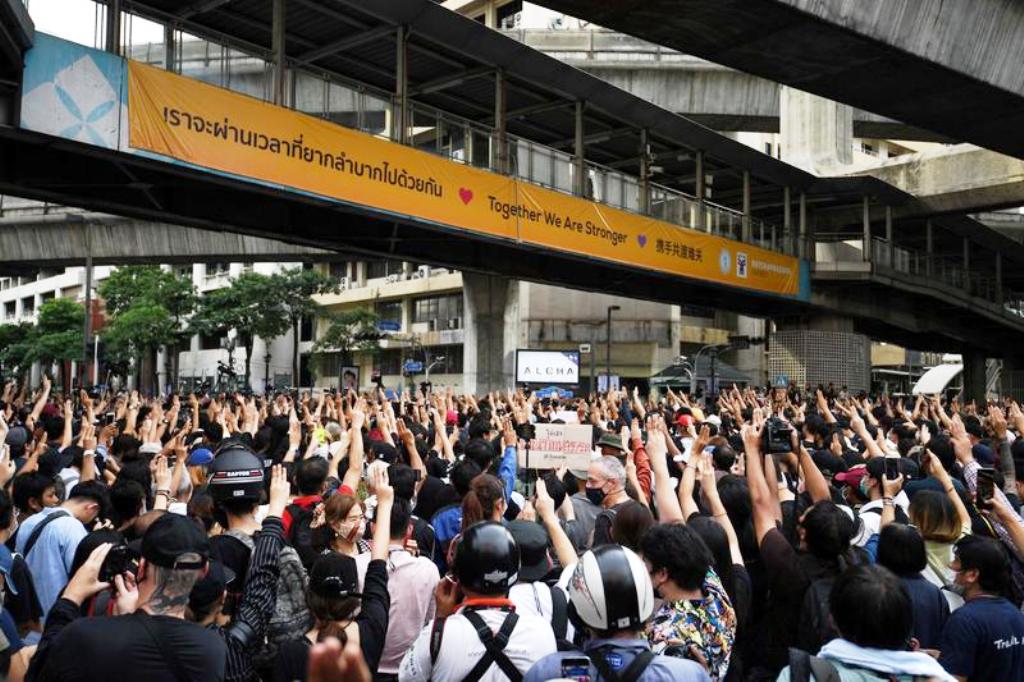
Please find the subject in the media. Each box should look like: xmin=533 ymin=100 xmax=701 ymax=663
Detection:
xmin=2 ymin=1 xmax=1023 ymax=354
xmin=533 ymin=0 xmax=1024 ymax=160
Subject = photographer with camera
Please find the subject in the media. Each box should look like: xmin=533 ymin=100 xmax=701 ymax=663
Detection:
xmin=26 ymin=513 xmax=226 ymax=682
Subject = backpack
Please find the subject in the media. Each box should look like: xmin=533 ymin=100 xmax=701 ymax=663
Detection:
xmin=549 ymin=584 xmax=573 ymax=651
xmin=797 ymin=577 xmax=838 ymax=654
xmin=787 ymin=648 xmax=925 ymax=682
xmin=285 ymin=502 xmax=320 ymax=570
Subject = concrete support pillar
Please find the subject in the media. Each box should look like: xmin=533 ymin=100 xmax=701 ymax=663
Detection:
xmin=105 ymin=0 xmax=122 ymax=56
xmin=741 ymin=170 xmax=751 ymax=242
xmin=355 ymin=261 xmax=367 ymax=287
xmin=862 ymin=196 xmax=871 ymax=262
xmin=395 ymin=25 xmax=409 ymax=144
xmin=271 ymin=0 xmax=287 ymax=106
xmin=961 ymin=347 xmax=987 ymax=403
xmin=695 ymin=151 xmax=706 ymax=232
xmin=163 ymin=23 xmax=176 ymax=72
xmin=798 ymin=192 xmax=807 ymax=259
xmin=462 ymin=273 xmax=519 ymax=394
xmin=926 ymin=220 xmax=934 ymax=276
xmin=783 ymin=186 xmax=792 ymax=255
xmin=638 ymin=128 xmax=650 ymax=214
xmin=492 ymin=70 xmax=507 ymax=173
xmin=779 ymin=86 xmax=853 ymax=174
xmin=573 ymin=100 xmax=586 ymax=196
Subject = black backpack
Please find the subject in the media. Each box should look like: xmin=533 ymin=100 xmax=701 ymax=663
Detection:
xmin=797 ymin=577 xmax=838 ymax=654
xmin=285 ymin=502 xmax=320 ymax=570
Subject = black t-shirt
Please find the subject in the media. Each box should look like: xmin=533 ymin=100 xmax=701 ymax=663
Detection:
xmin=269 ymin=559 xmax=391 ymax=682
xmin=34 ymin=610 xmax=226 ymax=682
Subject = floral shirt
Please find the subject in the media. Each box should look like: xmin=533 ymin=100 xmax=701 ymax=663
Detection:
xmin=646 ymin=569 xmax=737 ymax=681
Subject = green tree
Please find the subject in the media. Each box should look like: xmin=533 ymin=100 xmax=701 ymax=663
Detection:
xmin=191 ymin=272 xmax=289 ymax=387
xmin=0 ymin=322 xmax=34 ymax=378
xmin=269 ymin=267 xmax=339 ymax=386
xmin=312 ymin=307 xmax=381 ymax=381
xmin=102 ymin=302 xmax=178 ymax=391
xmin=98 ymin=266 xmax=196 ymax=392
xmin=26 ymin=299 xmax=84 ymax=390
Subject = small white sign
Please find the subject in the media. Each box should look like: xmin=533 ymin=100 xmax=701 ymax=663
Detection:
xmin=516 ymin=350 xmax=580 ymax=385
xmin=519 ymin=423 xmax=593 ymax=470
xmin=579 ymin=343 xmax=592 ymax=354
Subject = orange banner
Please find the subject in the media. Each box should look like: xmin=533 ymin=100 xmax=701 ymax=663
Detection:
xmin=127 ymin=60 xmax=803 ymax=298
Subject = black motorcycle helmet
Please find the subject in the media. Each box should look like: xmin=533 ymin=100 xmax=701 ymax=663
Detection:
xmin=453 ymin=521 xmax=520 ymax=595
xmin=207 ymin=439 xmax=265 ymax=505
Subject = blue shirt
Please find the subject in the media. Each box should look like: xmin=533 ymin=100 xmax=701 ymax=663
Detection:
xmin=524 ymin=638 xmax=711 ymax=682
xmin=940 ymin=595 xmax=1024 ymax=681
xmin=15 ymin=507 xmax=86 ymax=618
xmin=900 ymin=575 xmax=950 ymax=650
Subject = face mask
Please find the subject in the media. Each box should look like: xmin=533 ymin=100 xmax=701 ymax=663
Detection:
xmin=859 ymin=478 xmax=871 ymax=499
xmin=949 ymin=581 xmax=967 ymax=597
xmin=585 ymin=486 xmax=607 ymax=506
xmin=336 ymin=519 xmax=365 ymax=543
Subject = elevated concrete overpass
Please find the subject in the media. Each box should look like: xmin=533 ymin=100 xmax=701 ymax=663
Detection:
xmin=2 ymin=0 xmax=1024 ymax=395
xmin=535 ymin=0 xmax=1024 ymax=160
xmin=0 ymin=201 xmax=332 ymax=273
xmin=504 ymin=29 xmax=948 ymax=142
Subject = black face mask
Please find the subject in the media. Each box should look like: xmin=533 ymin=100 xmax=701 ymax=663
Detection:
xmin=585 ymin=486 xmax=606 ymax=506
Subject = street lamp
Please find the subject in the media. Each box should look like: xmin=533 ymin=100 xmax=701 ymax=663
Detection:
xmin=606 ymin=305 xmax=620 ymax=392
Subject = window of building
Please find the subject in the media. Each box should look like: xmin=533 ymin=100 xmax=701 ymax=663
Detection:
xmin=206 ymin=262 xmax=230 ymax=278
xmin=200 ymin=332 xmax=225 ymax=350
xmin=329 ymin=261 xmax=351 ymax=281
xmin=413 ymin=294 xmax=463 ymax=329
xmin=3 ymin=301 xmax=14 ymax=319
xmin=175 ymin=264 xmax=193 ymax=279
xmin=496 ymin=1 xmax=522 ymax=29
xmin=375 ymin=300 xmax=403 ymax=328
xmin=472 ymin=13 xmax=485 ymax=23
xmin=428 ymin=344 xmax=463 ymax=374
xmin=39 ymin=291 xmax=55 ymax=304
xmin=21 ymin=297 xmax=34 ymax=316
xmin=860 ymin=142 xmax=877 ymax=156
xmin=365 ymin=259 xmax=404 ymax=280
xmin=300 ymin=315 xmax=315 ymax=342
xmin=764 ymin=142 xmax=773 ymax=156
xmin=0 ymin=278 xmax=10 ymax=291
xmin=377 ymin=349 xmax=403 ymax=375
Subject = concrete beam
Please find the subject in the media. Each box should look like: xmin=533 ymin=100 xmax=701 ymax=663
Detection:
xmin=532 ymin=0 xmax=1024 ymax=158
xmin=852 ymin=144 xmax=1024 ymax=217
xmin=505 ymin=29 xmax=949 ymax=142
xmin=0 ymin=213 xmax=331 ymax=268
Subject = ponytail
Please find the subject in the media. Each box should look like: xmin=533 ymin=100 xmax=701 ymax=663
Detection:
xmin=461 ymin=474 xmax=504 ymax=531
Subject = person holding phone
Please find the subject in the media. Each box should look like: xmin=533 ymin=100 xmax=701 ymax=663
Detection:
xmin=844 ymin=457 xmax=911 ymax=547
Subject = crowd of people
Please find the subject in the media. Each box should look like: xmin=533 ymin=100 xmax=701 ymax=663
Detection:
xmin=0 ymin=374 xmax=1021 ymax=681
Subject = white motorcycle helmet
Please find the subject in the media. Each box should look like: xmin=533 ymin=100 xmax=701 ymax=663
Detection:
xmin=567 ymin=544 xmax=654 ymax=633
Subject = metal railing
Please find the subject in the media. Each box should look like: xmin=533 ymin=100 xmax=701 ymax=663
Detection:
xmin=121 ymin=36 xmax=788 ymax=254
xmin=815 ymin=236 xmax=1022 ymax=318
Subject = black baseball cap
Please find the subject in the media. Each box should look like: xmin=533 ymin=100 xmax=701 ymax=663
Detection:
xmin=309 ymin=552 xmax=360 ymax=599
xmin=507 ymin=520 xmax=552 ymax=582
xmin=140 ymin=513 xmax=209 ymax=570
xmin=188 ymin=559 xmax=237 ymax=610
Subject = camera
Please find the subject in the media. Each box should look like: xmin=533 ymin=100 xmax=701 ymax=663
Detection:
xmin=762 ymin=416 xmax=793 ymax=454
xmin=99 ymin=544 xmax=134 ymax=583
xmin=515 ymin=422 xmax=536 ymax=441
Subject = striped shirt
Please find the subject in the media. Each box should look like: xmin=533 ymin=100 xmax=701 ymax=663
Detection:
xmin=210 ymin=516 xmax=286 ymax=682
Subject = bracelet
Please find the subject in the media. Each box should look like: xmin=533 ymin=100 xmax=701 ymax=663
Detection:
xmin=882 ymin=497 xmax=895 ymax=506
xmin=154 ymin=489 xmax=171 ymax=497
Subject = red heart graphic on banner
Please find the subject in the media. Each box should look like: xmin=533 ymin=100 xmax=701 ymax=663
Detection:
xmin=459 ymin=188 xmax=473 ymax=205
